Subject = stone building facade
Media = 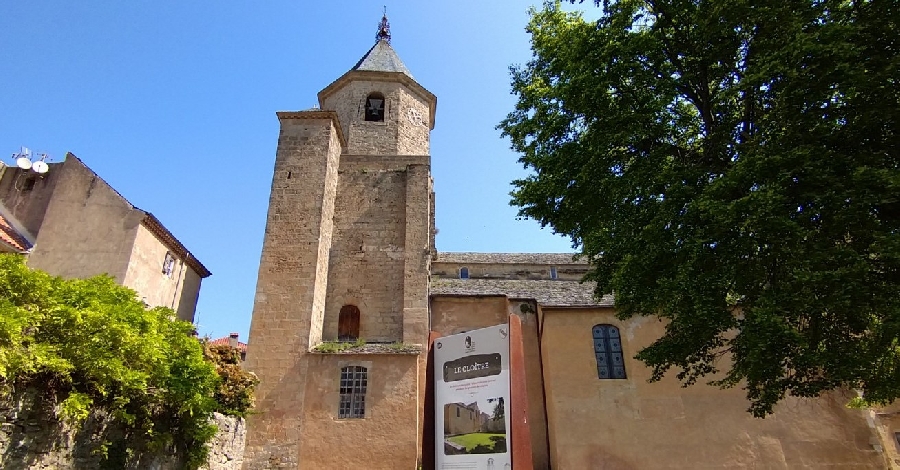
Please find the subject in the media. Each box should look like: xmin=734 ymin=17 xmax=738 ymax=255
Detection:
xmin=244 ymin=23 xmax=895 ymax=469
xmin=0 ymin=154 xmax=210 ymax=321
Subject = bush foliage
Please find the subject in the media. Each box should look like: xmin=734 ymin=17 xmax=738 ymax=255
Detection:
xmin=0 ymin=254 xmax=256 ymax=469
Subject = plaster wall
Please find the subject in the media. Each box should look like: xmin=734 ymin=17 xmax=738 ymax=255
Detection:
xmin=297 ymin=353 xmax=420 ymax=470
xmin=27 ymin=157 xmax=141 ymax=284
xmin=429 ymin=296 xmax=551 ymax=469
xmin=123 ymin=223 xmax=201 ymax=320
xmin=0 ymin=163 xmax=61 ymax=237
xmin=540 ymin=307 xmax=886 ymax=469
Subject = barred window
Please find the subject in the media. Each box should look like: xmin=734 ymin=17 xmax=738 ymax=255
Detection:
xmin=593 ymin=324 xmax=626 ymax=379
xmin=339 ymin=366 xmax=367 ymax=419
xmin=459 ymin=267 xmax=469 ymax=279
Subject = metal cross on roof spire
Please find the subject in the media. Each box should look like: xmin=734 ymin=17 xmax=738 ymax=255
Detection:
xmin=376 ymin=7 xmax=391 ymax=44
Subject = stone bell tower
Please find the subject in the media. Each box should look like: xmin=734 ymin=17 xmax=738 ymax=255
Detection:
xmin=243 ymin=14 xmax=436 ymax=469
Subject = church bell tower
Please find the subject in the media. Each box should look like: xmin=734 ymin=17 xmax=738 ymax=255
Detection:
xmin=243 ymin=13 xmax=436 ymax=469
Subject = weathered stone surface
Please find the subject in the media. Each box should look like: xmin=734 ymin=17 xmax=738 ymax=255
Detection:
xmin=0 ymin=391 xmax=245 ymax=470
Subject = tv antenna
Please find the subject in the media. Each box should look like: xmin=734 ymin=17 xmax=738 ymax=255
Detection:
xmin=10 ymin=147 xmax=51 ymax=174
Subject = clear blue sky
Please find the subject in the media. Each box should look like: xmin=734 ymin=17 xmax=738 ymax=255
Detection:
xmin=0 ymin=1 xmax=584 ymax=340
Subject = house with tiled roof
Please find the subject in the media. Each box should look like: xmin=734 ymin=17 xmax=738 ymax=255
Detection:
xmin=209 ymin=333 xmax=247 ymax=362
xmin=0 ymin=153 xmax=210 ymax=322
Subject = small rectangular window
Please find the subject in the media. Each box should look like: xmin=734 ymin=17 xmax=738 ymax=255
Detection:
xmin=339 ymin=366 xmax=367 ymax=419
xmin=23 ymin=178 xmax=36 ymax=191
xmin=162 ymin=252 xmax=176 ymax=278
xmin=550 ymin=267 xmax=558 ymax=279
xmin=459 ymin=267 xmax=469 ymax=279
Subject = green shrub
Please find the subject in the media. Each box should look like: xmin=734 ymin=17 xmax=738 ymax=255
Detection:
xmin=0 ymin=254 xmax=255 ymax=469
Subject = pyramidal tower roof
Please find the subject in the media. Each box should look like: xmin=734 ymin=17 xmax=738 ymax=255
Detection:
xmin=350 ymin=39 xmax=414 ymax=79
xmin=349 ymin=12 xmax=413 ymax=79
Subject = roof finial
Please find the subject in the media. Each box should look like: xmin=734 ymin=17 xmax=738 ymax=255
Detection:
xmin=376 ymin=7 xmax=391 ymax=44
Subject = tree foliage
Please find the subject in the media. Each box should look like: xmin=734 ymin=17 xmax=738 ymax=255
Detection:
xmin=500 ymin=0 xmax=900 ymax=415
xmin=0 ymin=254 xmax=256 ymax=468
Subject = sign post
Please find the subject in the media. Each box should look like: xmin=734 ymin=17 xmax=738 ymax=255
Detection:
xmin=434 ymin=324 xmax=512 ymax=469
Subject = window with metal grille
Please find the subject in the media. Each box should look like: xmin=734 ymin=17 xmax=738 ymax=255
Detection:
xmin=339 ymin=366 xmax=367 ymax=419
xmin=593 ymin=324 xmax=626 ymax=379
xmin=459 ymin=267 xmax=469 ymax=279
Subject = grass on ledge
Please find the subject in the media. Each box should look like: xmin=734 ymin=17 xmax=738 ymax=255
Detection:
xmin=313 ymin=338 xmax=366 ymax=353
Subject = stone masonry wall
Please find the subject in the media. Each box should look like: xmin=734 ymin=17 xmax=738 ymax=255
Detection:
xmin=321 ymin=80 xmax=430 ymax=156
xmin=324 ymin=163 xmax=407 ymax=342
xmin=242 ymin=113 xmax=342 ymax=468
xmin=0 ymin=391 xmax=245 ymax=470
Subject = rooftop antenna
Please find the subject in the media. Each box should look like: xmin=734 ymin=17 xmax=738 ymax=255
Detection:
xmin=10 ymin=147 xmax=51 ymax=174
xmin=376 ymin=6 xmax=391 ymax=44
xmin=14 ymin=147 xmax=32 ymax=170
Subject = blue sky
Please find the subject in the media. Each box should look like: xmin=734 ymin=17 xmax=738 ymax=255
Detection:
xmin=0 ymin=1 xmax=583 ymax=340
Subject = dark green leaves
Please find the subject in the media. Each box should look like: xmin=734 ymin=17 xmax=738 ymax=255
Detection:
xmin=501 ymin=0 xmax=900 ymax=416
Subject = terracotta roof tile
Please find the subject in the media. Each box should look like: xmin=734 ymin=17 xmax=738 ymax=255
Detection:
xmin=0 ymin=213 xmax=31 ymax=253
xmin=208 ymin=336 xmax=247 ymax=352
xmin=430 ymin=278 xmax=613 ymax=307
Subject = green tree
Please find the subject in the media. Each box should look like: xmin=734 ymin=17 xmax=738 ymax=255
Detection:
xmin=500 ymin=0 xmax=900 ymax=416
xmin=0 ymin=254 xmax=255 ymax=468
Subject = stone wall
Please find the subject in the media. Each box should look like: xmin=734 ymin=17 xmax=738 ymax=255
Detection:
xmin=242 ymin=111 xmax=343 ymax=468
xmin=0 ymin=391 xmax=245 ymax=470
xmin=324 ymin=165 xmax=407 ymax=342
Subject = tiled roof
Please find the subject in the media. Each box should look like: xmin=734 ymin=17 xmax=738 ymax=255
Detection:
xmin=0 ymin=213 xmax=32 ymax=253
xmin=430 ymin=278 xmax=613 ymax=307
xmin=351 ymin=39 xmax=414 ymax=78
xmin=435 ymin=252 xmax=587 ymax=265
xmin=209 ymin=336 xmax=247 ymax=352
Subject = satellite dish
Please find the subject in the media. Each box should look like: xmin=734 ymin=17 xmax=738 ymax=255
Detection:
xmin=32 ymin=161 xmax=48 ymax=174
xmin=16 ymin=156 xmax=32 ymax=170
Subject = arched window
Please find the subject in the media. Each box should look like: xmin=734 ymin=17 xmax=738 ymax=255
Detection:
xmin=459 ymin=267 xmax=469 ymax=279
xmin=338 ymin=305 xmax=360 ymax=341
xmin=339 ymin=365 xmax=367 ymax=419
xmin=364 ymin=92 xmax=385 ymax=122
xmin=593 ymin=324 xmax=626 ymax=379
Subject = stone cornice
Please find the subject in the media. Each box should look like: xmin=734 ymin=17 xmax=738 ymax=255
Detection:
xmin=276 ymin=110 xmax=347 ymax=149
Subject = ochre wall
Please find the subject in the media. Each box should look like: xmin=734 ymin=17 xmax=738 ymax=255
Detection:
xmin=27 ymin=157 xmax=141 ymax=284
xmin=540 ymin=307 xmax=885 ymax=469
xmin=430 ymin=296 xmax=551 ymax=469
xmin=298 ymin=353 xmax=420 ymax=470
xmin=123 ymin=223 xmax=202 ymax=320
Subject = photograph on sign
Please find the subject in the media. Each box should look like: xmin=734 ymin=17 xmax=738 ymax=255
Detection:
xmin=435 ymin=324 xmax=511 ymax=469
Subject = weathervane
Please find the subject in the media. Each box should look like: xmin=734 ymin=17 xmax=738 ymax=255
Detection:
xmin=376 ymin=6 xmax=391 ymax=44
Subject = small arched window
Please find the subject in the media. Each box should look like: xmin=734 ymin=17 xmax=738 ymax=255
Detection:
xmin=364 ymin=92 xmax=385 ymax=122
xmin=459 ymin=267 xmax=469 ymax=279
xmin=339 ymin=365 xmax=367 ymax=419
xmin=338 ymin=305 xmax=361 ymax=341
xmin=593 ymin=324 xmax=626 ymax=379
